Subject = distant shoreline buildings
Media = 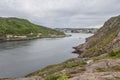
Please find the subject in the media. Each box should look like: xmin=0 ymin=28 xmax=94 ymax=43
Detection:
xmin=55 ymin=28 xmax=99 ymax=34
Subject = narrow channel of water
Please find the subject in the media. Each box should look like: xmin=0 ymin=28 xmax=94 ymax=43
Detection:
xmin=0 ymin=33 xmax=92 ymax=78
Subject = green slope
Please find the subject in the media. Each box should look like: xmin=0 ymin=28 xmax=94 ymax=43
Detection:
xmin=0 ymin=17 xmax=64 ymax=38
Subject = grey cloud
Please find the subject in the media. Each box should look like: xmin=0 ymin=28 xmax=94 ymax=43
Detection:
xmin=0 ymin=0 xmax=120 ymax=28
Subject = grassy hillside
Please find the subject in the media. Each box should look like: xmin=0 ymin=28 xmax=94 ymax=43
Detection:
xmin=0 ymin=17 xmax=64 ymax=38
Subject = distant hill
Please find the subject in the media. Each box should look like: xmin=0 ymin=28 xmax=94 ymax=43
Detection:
xmin=0 ymin=17 xmax=65 ymax=41
xmin=74 ymin=15 xmax=120 ymax=57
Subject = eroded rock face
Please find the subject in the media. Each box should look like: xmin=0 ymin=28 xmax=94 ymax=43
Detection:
xmin=107 ymin=32 xmax=120 ymax=50
xmin=74 ymin=16 xmax=120 ymax=57
xmin=86 ymin=59 xmax=120 ymax=72
xmin=68 ymin=59 xmax=120 ymax=80
xmin=68 ymin=72 xmax=120 ymax=80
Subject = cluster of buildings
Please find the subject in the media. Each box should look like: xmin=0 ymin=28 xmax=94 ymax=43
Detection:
xmin=55 ymin=28 xmax=98 ymax=34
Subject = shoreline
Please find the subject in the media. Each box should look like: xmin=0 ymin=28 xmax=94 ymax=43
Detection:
xmin=0 ymin=34 xmax=68 ymax=43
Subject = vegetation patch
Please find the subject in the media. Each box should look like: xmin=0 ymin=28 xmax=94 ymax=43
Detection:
xmin=96 ymin=68 xmax=106 ymax=72
xmin=111 ymin=65 xmax=120 ymax=72
xmin=108 ymin=49 xmax=120 ymax=58
xmin=94 ymin=48 xmax=120 ymax=60
xmin=0 ymin=17 xmax=64 ymax=38
xmin=105 ymin=77 xmax=120 ymax=80
xmin=45 ymin=74 xmax=69 ymax=80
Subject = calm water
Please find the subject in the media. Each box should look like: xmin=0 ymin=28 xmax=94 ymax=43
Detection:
xmin=0 ymin=33 xmax=92 ymax=78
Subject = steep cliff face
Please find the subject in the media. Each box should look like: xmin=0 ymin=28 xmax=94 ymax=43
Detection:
xmin=74 ymin=15 xmax=120 ymax=57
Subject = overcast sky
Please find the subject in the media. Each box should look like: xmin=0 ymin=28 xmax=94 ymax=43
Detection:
xmin=0 ymin=0 xmax=120 ymax=28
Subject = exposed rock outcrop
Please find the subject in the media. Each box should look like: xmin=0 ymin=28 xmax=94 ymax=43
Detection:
xmin=68 ymin=59 xmax=120 ymax=80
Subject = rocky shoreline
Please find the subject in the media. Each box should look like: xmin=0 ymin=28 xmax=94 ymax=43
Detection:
xmin=0 ymin=34 xmax=67 ymax=42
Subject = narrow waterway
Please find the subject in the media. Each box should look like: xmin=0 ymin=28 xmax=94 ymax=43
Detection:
xmin=0 ymin=33 xmax=92 ymax=78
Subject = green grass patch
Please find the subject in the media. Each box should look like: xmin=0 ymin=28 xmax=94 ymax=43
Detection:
xmin=45 ymin=74 xmax=69 ymax=80
xmin=108 ymin=49 xmax=120 ymax=58
xmin=0 ymin=17 xmax=64 ymax=38
xmin=94 ymin=48 xmax=120 ymax=60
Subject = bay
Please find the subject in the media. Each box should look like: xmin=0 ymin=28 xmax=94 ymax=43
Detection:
xmin=0 ymin=33 xmax=92 ymax=78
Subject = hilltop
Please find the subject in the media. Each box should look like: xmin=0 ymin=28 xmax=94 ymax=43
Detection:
xmin=0 ymin=17 xmax=65 ymax=41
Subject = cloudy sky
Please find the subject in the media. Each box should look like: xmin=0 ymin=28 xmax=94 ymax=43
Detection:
xmin=0 ymin=0 xmax=120 ymax=28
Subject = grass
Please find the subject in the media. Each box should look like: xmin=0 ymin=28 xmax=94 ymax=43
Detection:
xmin=93 ymin=48 xmax=120 ymax=60
xmin=111 ymin=65 xmax=120 ymax=72
xmin=95 ymin=65 xmax=120 ymax=72
xmin=0 ymin=17 xmax=64 ymax=38
xmin=63 ymin=60 xmax=86 ymax=68
xmin=96 ymin=68 xmax=106 ymax=72
xmin=108 ymin=49 xmax=120 ymax=58
xmin=45 ymin=74 xmax=69 ymax=80
xmin=105 ymin=77 xmax=120 ymax=80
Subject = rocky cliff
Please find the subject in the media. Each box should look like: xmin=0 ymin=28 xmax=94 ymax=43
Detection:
xmin=74 ymin=15 xmax=120 ymax=57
